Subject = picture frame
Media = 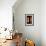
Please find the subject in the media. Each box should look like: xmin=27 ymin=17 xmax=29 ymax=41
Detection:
xmin=25 ymin=14 xmax=34 ymax=26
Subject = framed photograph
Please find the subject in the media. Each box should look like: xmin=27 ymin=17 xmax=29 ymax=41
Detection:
xmin=25 ymin=14 xmax=34 ymax=26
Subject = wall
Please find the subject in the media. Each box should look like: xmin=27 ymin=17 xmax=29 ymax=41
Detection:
xmin=0 ymin=0 xmax=16 ymax=30
xmin=41 ymin=0 xmax=46 ymax=46
xmin=13 ymin=0 xmax=41 ymax=46
xmin=0 ymin=0 xmax=17 ymax=38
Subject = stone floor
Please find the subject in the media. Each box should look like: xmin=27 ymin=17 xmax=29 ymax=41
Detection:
xmin=0 ymin=39 xmax=16 ymax=46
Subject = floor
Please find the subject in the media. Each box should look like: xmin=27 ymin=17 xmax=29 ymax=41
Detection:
xmin=0 ymin=33 xmax=23 ymax=46
xmin=0 ymin=39 xmax=16 ymax=46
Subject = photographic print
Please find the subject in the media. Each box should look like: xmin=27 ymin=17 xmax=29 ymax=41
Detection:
xmin=25 ymin=14 xmax=34 ymax=26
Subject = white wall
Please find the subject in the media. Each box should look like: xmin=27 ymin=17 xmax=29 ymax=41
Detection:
xmin=41 ymin=0 xmax=46 ymax=46
xmin=0 ymin=0 xmax=16 ymax=30
xmin=13 ymin=0 xmax=41 ymax=46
